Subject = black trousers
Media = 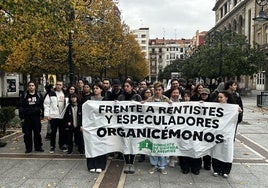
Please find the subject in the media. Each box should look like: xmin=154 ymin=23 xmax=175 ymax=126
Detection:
xmin=65 ymin=127 xmax=84 ymax=152
xmin=87 ymin=155 xmax=107 ymax=170
xmin=22 ymin=116 xmax=42 ymax=151
xmin=179 ymin=156 xmax=202 ymax=172
xmin=212 ymin=158 xmax=232 ymax=174
xmin=203 ymin=155 xmax=212 ymax=168
xmin=124 ymin=154 xmax=135 ymax=165
xmin=50 ymin=118 xmax=64 ymax=148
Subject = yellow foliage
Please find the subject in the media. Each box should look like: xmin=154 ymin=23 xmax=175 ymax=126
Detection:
xmin=0 ymin=0 xmax=148 ymax=81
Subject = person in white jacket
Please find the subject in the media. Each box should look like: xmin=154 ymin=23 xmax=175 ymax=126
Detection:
xmin=44 ymin=80 xmax=68 ymax=154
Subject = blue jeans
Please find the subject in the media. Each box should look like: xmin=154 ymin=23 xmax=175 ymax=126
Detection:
xmin=149 ymin=156 xmax=167 ymax=169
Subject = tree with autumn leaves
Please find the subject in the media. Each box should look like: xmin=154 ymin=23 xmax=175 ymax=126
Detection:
xmin=0 ymin=0 xmax=148 ymax=82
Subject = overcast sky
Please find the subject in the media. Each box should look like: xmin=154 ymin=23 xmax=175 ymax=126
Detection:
xmin=117 ymin=1 xmax=215 ymax=39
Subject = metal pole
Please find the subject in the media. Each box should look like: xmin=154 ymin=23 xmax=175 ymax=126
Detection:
xmin=219 ymin=36 xmax=223 ymax=83
xmin=68 ymin=30 xmax=74 ymax=85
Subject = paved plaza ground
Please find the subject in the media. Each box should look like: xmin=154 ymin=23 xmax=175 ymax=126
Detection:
xmin=0 ymin=91 xmax=267 ymax=188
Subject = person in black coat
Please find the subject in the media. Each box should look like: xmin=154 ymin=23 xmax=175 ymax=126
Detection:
xmin=19 ymin=81 xmax=44 ymax=153
xmin=62 ymin=93 xmax=83 ymax=154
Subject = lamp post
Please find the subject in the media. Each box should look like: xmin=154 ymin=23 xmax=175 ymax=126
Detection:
xmin=68 ymin=30 xmax=74 ymax=84
xmin=253 ymin=0 xmax=268 ymax=22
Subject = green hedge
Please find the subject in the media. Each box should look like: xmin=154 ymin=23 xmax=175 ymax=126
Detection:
xmin=0 ymin=107 xmax=16 ymax=134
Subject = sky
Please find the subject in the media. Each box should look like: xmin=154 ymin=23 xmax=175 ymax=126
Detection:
xmin=117 ymin=0 xmax=215 ymax=39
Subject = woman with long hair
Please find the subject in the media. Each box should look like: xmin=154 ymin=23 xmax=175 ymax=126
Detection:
xmin=117 ymin=80 xmax=142 ymax=174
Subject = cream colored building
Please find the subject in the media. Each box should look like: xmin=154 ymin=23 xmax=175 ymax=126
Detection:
xmin=148 ymin=38 xmax=192 ymax=82
xmin=211 ymin=0 xmax=268 ymax=90
xmin=131 ymin=28 xmax=150 ymax=60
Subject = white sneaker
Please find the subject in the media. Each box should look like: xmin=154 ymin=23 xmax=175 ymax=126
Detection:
xmin=89 ymin=169 xmax=95 ymax=173
xmin=213 ymin=172 xmax=219 ymax=177
xmin=49 ymin=147 xmax=55 ymax=154
xmin=149 ymin=167 xmax=158 ymax=174
xmin=96 ymin=168 xmax=102 ymax=173
xmin=223 ymin=174 xmax=228 ymax=178
xmin=160 ymin=168 xmax=168 ymax=175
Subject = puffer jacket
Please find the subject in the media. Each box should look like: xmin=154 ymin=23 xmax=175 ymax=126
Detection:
xmin=44 ymin=91 xmax=68 ymax=119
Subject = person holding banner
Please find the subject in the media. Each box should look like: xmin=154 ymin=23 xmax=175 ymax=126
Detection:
xmin=86 ymin=83 xmax=107 ymax=173
xmin=224 ymin=80 xmax=243 ymax=132
xmin=212 ymin=90 xmax=242 ymax=178
xmin=178 ymin=91 xmax=202 ymax=175
xmin=168 ymin=87 xmax=181 ymax=167
xmin=190 ymin=83 xmax=204 ymax=101
xmin=138 ymin=88 xmax=153 ymax=163
xmin=118 ymin=80 xmax=142 ymax=174
xmin=147 ymin=82 xmax=171 ymax=175
xmin=199 ymin=88 xmax=213 ymax=171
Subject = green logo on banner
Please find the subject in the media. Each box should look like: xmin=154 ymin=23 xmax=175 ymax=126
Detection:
xmin=138 ymin=139 xmax=178 ymax=153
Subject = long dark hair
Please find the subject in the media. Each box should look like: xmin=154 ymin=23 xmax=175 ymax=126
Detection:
xmin=217 ymin=90 xmax=235 ymax=104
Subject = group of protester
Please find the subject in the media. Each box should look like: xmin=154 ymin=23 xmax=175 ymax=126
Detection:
xmin=18 ymin=77 xmax=243 ymax=178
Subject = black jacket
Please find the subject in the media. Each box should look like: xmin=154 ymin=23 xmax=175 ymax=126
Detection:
xmin=19 ymin=91 xmax=44 ymax=119
xmin=63 ymin=103 xmax=82 ymax=130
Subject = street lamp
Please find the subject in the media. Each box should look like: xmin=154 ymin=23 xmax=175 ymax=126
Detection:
xmin=68 ymin=30 xmax=74 ymax=84
xmin=253 ymin=0 xmax=268 ymax=22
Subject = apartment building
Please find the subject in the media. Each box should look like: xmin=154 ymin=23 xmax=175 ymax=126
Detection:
xmin=148 ymin=38 xmax=192 ymax=82
xmin=131 ymin=28 xmax=150 ymax=60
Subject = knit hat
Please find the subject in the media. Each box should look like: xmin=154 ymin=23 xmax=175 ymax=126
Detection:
xmin=201 ymin=88 xmax=210 ymax=94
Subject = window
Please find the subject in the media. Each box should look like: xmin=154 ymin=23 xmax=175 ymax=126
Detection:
xmin=180 ymin=48 xmax=184 ymax=52
xmin=159 ymin=48 xmax=162 ymax=53
xmin=224 ymin=3 xmax=228 ymax=15
xmin=141 ymin=34 xmax=146 ymax=38
xmin=234 ymin=0 xmax=237 ymax=6
xmin=166 ymin=55 xmax=169 ymax=60
xmin=257 ymin=32 xmax=261 ymax=44
xmin=159 ymin=55 xmax=162 ymax=59
xmin=257 ymin=72 xmax=264 ymax=85
xmin=141 ymin=40 xmax=146 ymax=44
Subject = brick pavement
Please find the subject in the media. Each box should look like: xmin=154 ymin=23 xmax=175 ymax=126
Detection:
xmin=0 ymin=91 xmax=267 ymax=187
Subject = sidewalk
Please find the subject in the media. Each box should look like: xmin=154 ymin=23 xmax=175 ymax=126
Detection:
xmin=0 ymin=91 xmax=267 ymax=187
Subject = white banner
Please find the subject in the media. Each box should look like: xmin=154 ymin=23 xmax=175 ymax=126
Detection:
xmin=82 ymin=101 xmax=239 ymax=162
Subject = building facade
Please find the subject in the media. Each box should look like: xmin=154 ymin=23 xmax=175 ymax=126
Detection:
xmin=131 ymin=28 xmax=150 ymax=60
xmin=211 ymin=0 xmax=268 ymax=90
xmin=148 ymin=38 xmax=192 ymax=82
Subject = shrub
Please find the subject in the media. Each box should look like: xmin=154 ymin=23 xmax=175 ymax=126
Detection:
xmin=0 ymin=107 xmax=16 ymax=134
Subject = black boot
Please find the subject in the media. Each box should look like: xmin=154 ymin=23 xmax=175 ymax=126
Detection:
xmin=138 ymin=154 xmax=145 ymax=162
